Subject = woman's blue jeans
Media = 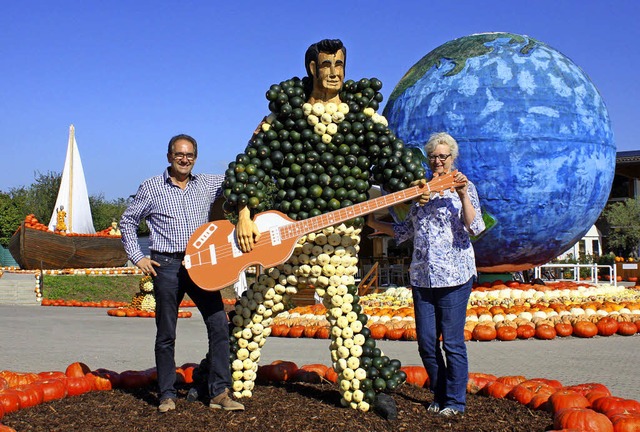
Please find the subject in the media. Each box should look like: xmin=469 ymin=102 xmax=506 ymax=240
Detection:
xmin=412 ymin=278 xmax=472 ymax=412
xmin=152 ymin=252 xmax=231 ymax=401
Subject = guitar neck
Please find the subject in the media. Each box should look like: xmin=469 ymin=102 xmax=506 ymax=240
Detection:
xmin=278 ymin=171 xmax=456 ymax=240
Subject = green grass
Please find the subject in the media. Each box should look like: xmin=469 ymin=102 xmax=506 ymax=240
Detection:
xmin=42 ymin=274 xmax=237 ymax=302
xmin=43 ymin=275 xmax=143 ymax=302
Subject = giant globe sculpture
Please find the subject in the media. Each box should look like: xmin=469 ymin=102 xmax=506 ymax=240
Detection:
xmin=383 ymin=32 xmax=616 ymax=272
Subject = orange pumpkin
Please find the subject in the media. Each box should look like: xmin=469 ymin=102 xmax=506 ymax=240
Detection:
xmin=480 ymin=381 xmax=513 ymax=399
xmin=324 ymin=367 xmax=338 ymax=384
xmin=300 ymin=364 xmax=329 ymax=378
xmin=0 ymin=389 xmax=21 ymax=414
xmin=85 ymin=372 xmax=113 ymax=391
xmin=385 ymin=327 xmax=405 ymax=341
xmin=369 ymin=323 xmax=387 ymax=340
xmin=314 ymin=327 xmax=330 ymax=339
xmin=591 ymin=396 xmax=640 ymax=417
xmin=564 ymin=383 xmax=611 ymax=397
xmin=516 ymin=325 xmax=536 ymax=339
xmin=403 ymin=328 xmax=417 ymax=341
xmin=36 ymin=378 xmax=68 ymax=402
xmin=553 ymin=407 xmax=613 ymax=432
xmin=472 ymin=324 xmax=497 ymax=341
xmin=535 ymin=324 xmax=557 ymax=340
xmin=0 ymin=371 xmax=40 ymax=388
xmin=467 ymin=372 xmax=496 ymax=394
xmin=496 ymin=326 xmax=517 ymax=341
xmin=506 ymin=380 xmax=556 ymax=406
xmin=401 ymin=366 xmax=428 ymax=387
xmin=257 ymin=361 xmax=298 ymax=383
xmin=303 ymin=326 xmax=318 ymax=338
xmin=548 ymin=390 xmax=591 ymax=413
xmin=555 ymin=323 xmax=573 ymax=337
xmin=596 ymin=317 xmax=618 ymax=336
xmin=616 ymin=321 xmax=638 ymax=336
xmin=291 ymin=369 xmax=322 ymax=384
xmin=15 ymin=383 xmax=44 ymax=409
xmin=610 ymin=413 xmax=640 ymax=431
xmin=65 ymin=376 xmax=93 ymax=397
xmin=287 ymin=325 xmax=305 ymax=338
xmin=497 ymin=375 xmax=527 ymax=387
xmin=65 ymin=362 xmax=91 ymax=378
xmin=573 ymin=321 xmax=597 ymax=338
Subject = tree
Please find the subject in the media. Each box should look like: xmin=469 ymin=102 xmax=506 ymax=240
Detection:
xmin=0 ymin=192 xmax=23 ymax=247
xmin=89 ymin=194 xmax=129 ymax=231
xmin=602 ymin=198 xmax=640 ymax=257
xmin=8 ymin=171 xmax=62 ymax=223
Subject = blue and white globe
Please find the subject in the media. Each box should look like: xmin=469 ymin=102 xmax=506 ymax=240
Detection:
xmin=384 ymin=32 xmax=616 ymax=272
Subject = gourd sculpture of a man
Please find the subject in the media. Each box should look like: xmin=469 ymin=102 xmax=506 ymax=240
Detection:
xmin=223 ymin=39 xmax=425 ymax=412
xmin=55 ymin=206 xmax=67 ymax=233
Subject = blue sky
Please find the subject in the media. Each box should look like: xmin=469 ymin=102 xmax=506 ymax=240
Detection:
xmin=1 ymin=1 xmax=638 ymax=200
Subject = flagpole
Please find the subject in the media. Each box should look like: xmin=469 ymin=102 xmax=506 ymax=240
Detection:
xmin=68 ymin=124 xmax=74 ymax=232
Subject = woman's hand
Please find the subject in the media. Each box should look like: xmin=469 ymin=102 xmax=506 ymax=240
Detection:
xmin=454 ymin=171 xmax=469 ymax=197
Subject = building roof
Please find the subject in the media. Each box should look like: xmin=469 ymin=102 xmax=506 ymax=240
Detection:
xmin=617 ymin=150 xmax=640 ymax=164
xmin=616 ymin=151 xmax=640 ymax=179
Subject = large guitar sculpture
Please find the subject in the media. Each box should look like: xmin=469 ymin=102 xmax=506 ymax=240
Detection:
xmin=185 ymin=171 xmax=461 ymax=291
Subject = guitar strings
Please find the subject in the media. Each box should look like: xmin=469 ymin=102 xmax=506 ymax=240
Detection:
xmin=186 ymin=173 xmax=456 ymax=266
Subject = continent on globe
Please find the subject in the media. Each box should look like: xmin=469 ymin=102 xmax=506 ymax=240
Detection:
xmin=383 ymin=32 xmax=616 ymax=272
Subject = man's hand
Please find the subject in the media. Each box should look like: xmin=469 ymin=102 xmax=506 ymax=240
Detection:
xmin=411 ymin=179 xmax=431 ymax=206
xmin=136 ymin=257 xmax=160 ymax=277
xmin=236 ymin=206 xmax=261 ymax=253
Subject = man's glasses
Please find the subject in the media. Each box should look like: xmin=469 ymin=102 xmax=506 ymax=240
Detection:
xmin=172 ymin=152 xmax=195 ymax=161
xmin=428 ymin=154 xmax=451 ymax=162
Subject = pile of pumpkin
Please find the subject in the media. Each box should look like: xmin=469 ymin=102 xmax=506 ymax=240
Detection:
xmin=270 ymin=282 xmax=640 ymax=341
xmin=2 ymin=360 xmax=639 ymax=431
xmin=18 ymin=214 xmax=118 ymax=237
xmin=0 ymin=360 xmax=198 ymax=426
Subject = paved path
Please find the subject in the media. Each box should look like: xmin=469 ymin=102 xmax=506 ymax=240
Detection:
xmin=1 ymin=305 xmax=638 ymax=401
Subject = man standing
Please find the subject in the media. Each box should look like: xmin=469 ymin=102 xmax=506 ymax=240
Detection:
xmin=120 ymin=134 xmax=243 ymax=412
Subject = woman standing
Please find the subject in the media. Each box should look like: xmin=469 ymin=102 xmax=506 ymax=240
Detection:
xmin=367 ymin=132 xmax=485 ymax=417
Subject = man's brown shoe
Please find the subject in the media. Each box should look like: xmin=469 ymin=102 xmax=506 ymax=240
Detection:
xmin=158 ymin=398 xmax=176 ymax=413
xmin=210 ymin=389 xmax=245 ymax=411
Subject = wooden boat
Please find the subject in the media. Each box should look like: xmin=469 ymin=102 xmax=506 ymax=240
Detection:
xmin=9 ymin=223 xmax=128 ymax=270
xmin=9 ymin=125 xmax=128 ymax=270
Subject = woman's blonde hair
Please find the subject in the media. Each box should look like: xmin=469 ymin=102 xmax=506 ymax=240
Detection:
xmin=424 ymin=132 xmax=459 ymax=160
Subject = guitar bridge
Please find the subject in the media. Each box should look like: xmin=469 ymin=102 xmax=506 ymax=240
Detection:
xmin=228 ymin=232 xmax=242 ymax=257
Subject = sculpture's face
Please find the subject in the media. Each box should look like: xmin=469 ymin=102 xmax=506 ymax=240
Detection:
xmin=311 ymin=50 xmax=345 ymax=93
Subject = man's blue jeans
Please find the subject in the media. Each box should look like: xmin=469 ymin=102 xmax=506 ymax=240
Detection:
xmin=152 ymin=252 xmax=231 ymax=401
xmin=412 ymin=278 xmax=473 ymax=412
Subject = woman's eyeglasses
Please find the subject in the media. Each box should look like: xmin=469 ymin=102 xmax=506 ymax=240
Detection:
xmin=428 ymin=154 xmax=451 ymax=161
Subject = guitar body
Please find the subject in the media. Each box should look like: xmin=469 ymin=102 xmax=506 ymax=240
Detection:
xmin=184 ymin=210 xmax=300 ymax=291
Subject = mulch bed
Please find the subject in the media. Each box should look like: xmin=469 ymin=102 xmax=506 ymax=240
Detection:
xmin=3 ymin=382 xmax=553 ymax=432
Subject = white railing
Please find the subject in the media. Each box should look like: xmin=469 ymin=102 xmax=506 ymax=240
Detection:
xmin=533 ymin=263 xmax=617 ymax=286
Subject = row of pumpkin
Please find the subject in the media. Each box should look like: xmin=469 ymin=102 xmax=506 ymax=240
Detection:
xmin=269 ymin=282 xmax=640 ymax=341
xmin=1 ymin=360 xmax=639 ymax=431
xmin=270 ymin=315 xmax=640 ymax=341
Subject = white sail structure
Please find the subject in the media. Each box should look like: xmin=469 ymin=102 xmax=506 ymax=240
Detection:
xmin=47 ymin=125 xmax=96 ymax=234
